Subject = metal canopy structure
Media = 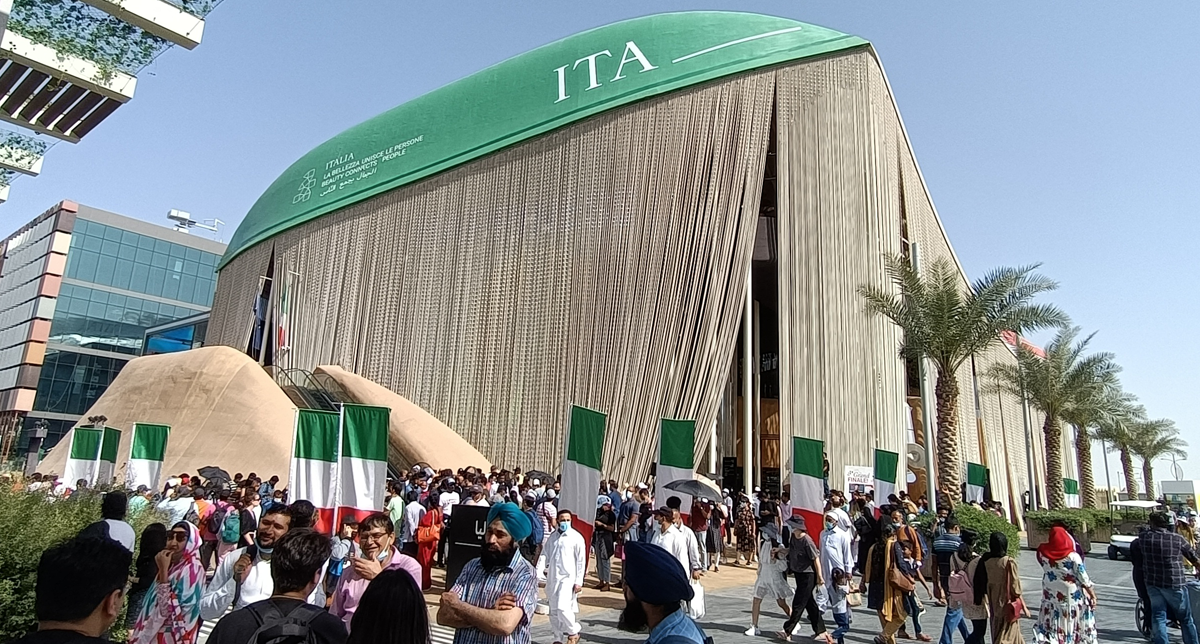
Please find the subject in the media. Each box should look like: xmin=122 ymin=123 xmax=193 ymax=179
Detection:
xmin=0 ymin=0 xmax=215 ymax=200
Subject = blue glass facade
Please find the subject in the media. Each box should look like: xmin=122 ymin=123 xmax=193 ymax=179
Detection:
xmin=24 ymin=211 xmax=225 ymax=452
xmin=63 ymin=218 xmax=220 ymax=307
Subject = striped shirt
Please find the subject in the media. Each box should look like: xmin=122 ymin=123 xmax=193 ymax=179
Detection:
xmin=450 ymin=552 xmax=539 ymax=644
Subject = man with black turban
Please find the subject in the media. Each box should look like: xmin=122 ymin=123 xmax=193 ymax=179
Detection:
xmin=437 ymin=502 xmax=540 ymax=644
xmin=619 ymin=542 xmax=710 ymax=644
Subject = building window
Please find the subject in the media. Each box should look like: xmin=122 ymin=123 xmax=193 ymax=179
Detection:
xmin=48 ymin=283 xmax=204 ymax=354
xmin=32 ymin=350 xmax=128 ymax=417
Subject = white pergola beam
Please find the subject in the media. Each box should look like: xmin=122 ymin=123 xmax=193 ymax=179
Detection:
xmin=0 ymin=31 xmax=137 ymax=102
xmin=0 ymin=144 xmax=44 ymax=176
xmin=78 ymin=0 xmax=205 ymax=50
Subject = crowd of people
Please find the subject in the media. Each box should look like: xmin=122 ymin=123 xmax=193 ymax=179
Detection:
xmin=15 ymin=460 xmax=1200 ymax=644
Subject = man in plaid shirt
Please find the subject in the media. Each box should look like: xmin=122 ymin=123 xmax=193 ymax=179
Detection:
xmin=438 ymin=502 xmax=539 ymax=644
xmin=1131 ymin=511 xmax=1200 ymax=644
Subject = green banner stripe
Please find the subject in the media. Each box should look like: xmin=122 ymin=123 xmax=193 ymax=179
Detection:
xmin=295 ymin=410 xmax=340 ymax=462
xmin=100 ymin=427 xmax=121 ymax=463
xmin=659 ymin=418 xmax=695 ymax=469
xmin=131 ymin=424 xmax=170 ymax=461
xmin=69 ymin=427 xmax=102 ymax=460
xmin=567 ymin=405 xmax=606 ymax=471
xmin=873 ymin=449 xmax=899 ymax=482
xmin=967 ymin=462 xmax=988 ymax=486
xmin=220 ymin=13 xmax=867 ymax=269
xmin=792 ymin=437 xmax=824 ymax=477
xmin=1063 ymin=478 xmax=1079 ymax=495
xmin=341 ymin=404 xmax=390 ymax=461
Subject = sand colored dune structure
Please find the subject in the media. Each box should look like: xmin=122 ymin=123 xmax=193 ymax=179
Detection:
xmin=314 ymin=365 xmax=490 ymax=472
xmin=39 ymin=346 xmax=296 ymax=483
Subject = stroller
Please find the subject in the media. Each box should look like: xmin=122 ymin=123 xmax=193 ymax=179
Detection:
xmin=1136 ymin=580 xmax=1200 ymax=639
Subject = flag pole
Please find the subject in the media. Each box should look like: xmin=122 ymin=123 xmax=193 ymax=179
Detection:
xmin=331 ymin=403 xmax=346 ymax=535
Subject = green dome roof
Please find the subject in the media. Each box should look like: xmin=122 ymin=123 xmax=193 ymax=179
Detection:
xmin=221 ymin=11 xmax=866 ymax=266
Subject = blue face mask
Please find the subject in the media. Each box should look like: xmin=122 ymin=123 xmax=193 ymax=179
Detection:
xmin=558 ymin=520 xmax=570 ymax=533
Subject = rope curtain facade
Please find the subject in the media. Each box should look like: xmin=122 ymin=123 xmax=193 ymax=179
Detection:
xmin=208 ymin=48 xmax=1038 ymax=504
xmin=210 ymin=70 xmax=776 ymax=482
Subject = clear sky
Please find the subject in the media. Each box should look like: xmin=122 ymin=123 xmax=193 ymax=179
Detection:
xmin=3 ymin=2 xmax=1197 ymax=485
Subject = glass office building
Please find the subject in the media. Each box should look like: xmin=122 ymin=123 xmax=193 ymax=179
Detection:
xmin=0 ymin=201 xmax=225 ymax=454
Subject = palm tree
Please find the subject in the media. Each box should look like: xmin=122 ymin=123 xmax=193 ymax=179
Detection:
xmin=987 ymin=327 xmax=1118 ymax=509
xmin=1060 ymin=381 xmax=1125 ymax=508
xmin=1094 ymin=396 xmax=1146 ymax=499
xmin=858 ymin=254 xmax=1068 ymax=502
xmin=1131 ymin=419 xmax=1185 ymax=500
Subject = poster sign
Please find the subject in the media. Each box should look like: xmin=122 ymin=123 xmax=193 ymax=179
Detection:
xmin=844 ymin=466 xmax=874 ymax=494
xmin=444 ymin=504 xmax=491 ymax=588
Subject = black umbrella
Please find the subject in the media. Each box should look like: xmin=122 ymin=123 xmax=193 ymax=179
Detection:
xmin=197 ymin=466 xmax=231 ymax=484
xmin=524 ymin=470 xmax=552 ymax=483
xmin=664 ymin=478 xmax=721 ymax=501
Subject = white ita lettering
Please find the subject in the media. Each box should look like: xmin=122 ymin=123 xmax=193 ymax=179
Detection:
xmin=554 ymin=41 xmax=658 ymax=103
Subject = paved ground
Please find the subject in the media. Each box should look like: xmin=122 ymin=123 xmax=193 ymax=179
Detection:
xmin=523 ymin=546 xmax=1147 ymax=644
xmin=200 ymin=544 xmax=1148 ymax=644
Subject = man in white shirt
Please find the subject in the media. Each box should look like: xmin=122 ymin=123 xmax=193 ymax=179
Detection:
xmin=537 ymin=508 xmax=587 ymax=644
xmin=401 ymin=490 xmax=426 ymax=552
xmin=200 ymin=505 xmax=322 ymax=620
xmin=156 ymin=486 xmax=197 ymax=526
xmin=648 ymin=507 xmax=694 ymax=578
xmin=664 ymin=497 xmax=703 ymax=576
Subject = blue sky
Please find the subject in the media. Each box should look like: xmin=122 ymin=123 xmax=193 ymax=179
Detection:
xmin=4 ymin=2 xmax=1197 ymax=484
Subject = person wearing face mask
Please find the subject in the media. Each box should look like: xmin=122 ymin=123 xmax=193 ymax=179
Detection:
xmin=648 ymin=507 xmax=692 ymax=577
xmin=130 ymin=522 xmax=205 ymax=644
xmin=537 ymin=509 xmax=587 ymax=644
xmin=331 ymin=511 xmax=423 ymax=629
xmin=821 ymin=511 xmax=856 ymax=644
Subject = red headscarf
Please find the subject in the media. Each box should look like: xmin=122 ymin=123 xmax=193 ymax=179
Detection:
xmin=1037 ymin=525 xmax=1076 ymax=562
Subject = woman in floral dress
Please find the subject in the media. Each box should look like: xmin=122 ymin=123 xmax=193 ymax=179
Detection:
xmin=734 ymin=493 xmax=758 ymax=564
xmin=1032 ymin=526 xmax=1097 ymax=644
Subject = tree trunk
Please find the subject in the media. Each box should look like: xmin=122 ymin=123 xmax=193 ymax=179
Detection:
xmin=1143 ymin=460 xmax=1156 ymax=501
xmin=1044 ymin=415 xmax=1065 ymax=509
xmin=934 ymin=366 xmax=962 ymax=506
xmin=1074 ymin=425 xmax=1096 ymax=509
xmin=1120 ymin=449 xmax=1139 ymax=499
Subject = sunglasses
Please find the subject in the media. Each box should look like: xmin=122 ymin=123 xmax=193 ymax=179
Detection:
xmin=168 ymin=532 xmax=188 ymax=543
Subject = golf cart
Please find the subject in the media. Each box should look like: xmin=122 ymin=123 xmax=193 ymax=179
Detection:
xmin=1107 ymin=499 xmax=1162 ymax=560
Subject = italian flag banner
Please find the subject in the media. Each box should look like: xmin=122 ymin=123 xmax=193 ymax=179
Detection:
xmin=791 ymin=437 xmax=825 ymax=532
xmin=560 ymin=405 xmax=606 ymax=548
xmin=337 ymin=404 xmax=390 ymax=528
xmin=873 ymin=449 xmax=899 ymax=516
xmin=965 ymin=462 xmax=988 ymax=503
xmin=289 ymin=409 xmax=340 ymax=533
xmin=657 ymin=418 xmax=696 ymax=520
xmin=63 ymin=425 xmax=120 ymax=489
xmin=1063 ymin=478 xmax=1081 ymax=508
xmin=126 ymin=423 xmax=169 ymax=491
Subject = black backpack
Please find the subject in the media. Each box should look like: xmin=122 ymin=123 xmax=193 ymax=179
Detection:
xmin=206 ymin=502 xmax=228 ymax=535
xmin=244 ymin=599 xmax=326 ymax=644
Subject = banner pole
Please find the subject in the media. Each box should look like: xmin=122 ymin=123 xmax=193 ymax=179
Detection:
xmin=331 ymin=404 xmax=346 ymax=535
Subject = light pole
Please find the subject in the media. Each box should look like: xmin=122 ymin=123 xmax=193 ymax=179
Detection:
xmin=23 ymin=419 xmax=49 ymax=476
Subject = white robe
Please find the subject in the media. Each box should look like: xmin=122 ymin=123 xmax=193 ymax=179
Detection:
xmin=537 ymin=527 xmax=586 ymax=640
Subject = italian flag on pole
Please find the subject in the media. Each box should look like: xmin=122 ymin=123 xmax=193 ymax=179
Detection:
xmin=658 ymin=418 xmax=696 ymax=521
xmin=126 ymin=423 xmax=169 ymax=491
xmin=965 ymin=463 xmax=988 ymax=503
xmin=560 ymin=405 xmax=606 ymax=548
xmin=873 ymin=449 xmax=899 ymax=516
xmin=790 ymin=437 xmax=825 ymax=531
xmin=336 ymin=404 xmax=390 ymax=528
xmin=1063 ymin=478 xmax=1081 ymax=508
xmin=63 ymin=425 xmax=120 ymax=489
xmin=289 ymin=409 xmax=340 ymax=534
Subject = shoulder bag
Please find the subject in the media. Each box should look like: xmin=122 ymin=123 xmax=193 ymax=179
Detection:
xmin=1003 ymin=558 xmax=1026 ymax=621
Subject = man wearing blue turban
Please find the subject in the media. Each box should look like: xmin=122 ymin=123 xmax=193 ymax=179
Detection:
xmin=620 ymin=542 xmax=710 ymax=644
xmin=437 ymin=502 xmax=539 ymax=644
